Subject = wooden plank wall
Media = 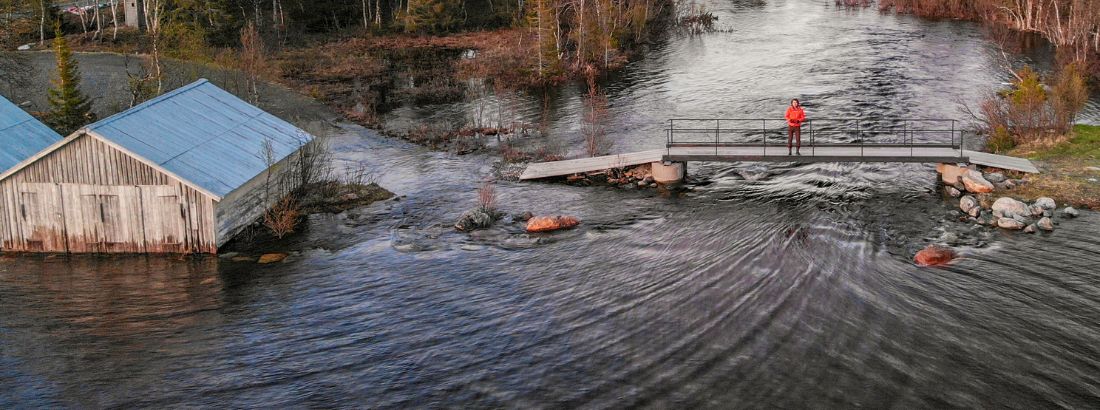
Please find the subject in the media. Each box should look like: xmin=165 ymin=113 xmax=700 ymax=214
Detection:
xmin=0 ymin=133 xmax=218 ymax=254
xmin=215 ymin=146 xmax=303 ymax=247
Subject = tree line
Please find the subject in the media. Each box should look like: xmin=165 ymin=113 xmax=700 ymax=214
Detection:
xmin=880 ymin=0 xmax=1100 ymax=79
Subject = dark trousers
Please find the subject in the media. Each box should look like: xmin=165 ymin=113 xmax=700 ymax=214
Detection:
xmin=787 ymin=126 xmax=802 ymax=151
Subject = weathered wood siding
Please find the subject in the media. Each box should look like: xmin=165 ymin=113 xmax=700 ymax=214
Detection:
xmin=0 ymin=133 xmax=218 ymax=254
xmin=215 ymin=148 xmax=303 ymax=247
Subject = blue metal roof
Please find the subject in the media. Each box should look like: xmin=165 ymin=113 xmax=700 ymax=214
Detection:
xmin=0 ymin=95 xmax=63 ymax=173
xmin=85 ymin=79 xmax=314 ymax=198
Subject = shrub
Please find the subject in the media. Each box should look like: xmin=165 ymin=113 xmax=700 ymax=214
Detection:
xmin=581 ymin=76 xmax=612 ymax=157
xmin=1050 ymin=63 xmax=1089 ymax=133
xmin=987 ymin=125 xmax=1015 ymax=153
xmin=263 ymin=196 xmax=301 ymax=239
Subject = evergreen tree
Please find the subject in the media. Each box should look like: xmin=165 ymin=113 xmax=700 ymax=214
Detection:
xmin=46 ymin=22 xmax=95 ymax=135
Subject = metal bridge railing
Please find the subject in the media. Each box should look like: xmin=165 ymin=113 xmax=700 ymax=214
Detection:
xmin=665 ymin=118 xmax=962 ymax=157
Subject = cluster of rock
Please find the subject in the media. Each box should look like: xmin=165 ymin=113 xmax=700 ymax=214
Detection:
xmin=567 ymin=164 xmax=659 ymax=189
xmin=455 ymin=208 xmax=581 ymax=233
xmin=938 ymin=163 xmax=1080 ymax=233
xmin=936 ymin=163 xmax=1022 ymax=196
xmin=958 ymin=195 xmax=1077 ymax=233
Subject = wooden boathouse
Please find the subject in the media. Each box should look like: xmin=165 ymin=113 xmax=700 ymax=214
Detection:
xmin=0 ymin=79 xmax=314 ymax=254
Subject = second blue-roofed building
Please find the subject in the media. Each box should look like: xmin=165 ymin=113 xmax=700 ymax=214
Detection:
xmin=0 ymin=95 xmax=63 ymax=174
xmin=0 ymin=79 xmax=315 ymax=254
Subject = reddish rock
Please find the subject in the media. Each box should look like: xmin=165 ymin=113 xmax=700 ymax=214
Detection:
xmin=258 ymin=253 xmax=288 ymax=264
xmin=937 ymin=163 xmax=968 ymax=185
xmin=961 ymin=170 xmax=995 ymax=193
xmin=914 ymin=245 xmax=957 ymax=267
xmin=526 ymin=216 xmax=581 ymax=233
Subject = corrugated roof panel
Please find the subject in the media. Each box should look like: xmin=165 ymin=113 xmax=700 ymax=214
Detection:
xmin=0 ymin=96 xmax=63 ymax=172
xmin=85 ymin=79 xmax=315 ymax=197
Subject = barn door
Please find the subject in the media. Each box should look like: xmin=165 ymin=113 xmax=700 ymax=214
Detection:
xmin=139 ymin=185 xmax=188 ymax=253
xmin=11 ymin=183 xmax=66 ymax=252
xmin=61 ymin=185 xmax=146 ymax=253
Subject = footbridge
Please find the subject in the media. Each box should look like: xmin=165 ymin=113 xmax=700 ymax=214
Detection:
xmin=520 ymin=118 xmax=1038 ymax=181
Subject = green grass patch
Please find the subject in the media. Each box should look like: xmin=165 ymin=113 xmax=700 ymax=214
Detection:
xmin=1024 ymin=125 xmax=1100 ymax=161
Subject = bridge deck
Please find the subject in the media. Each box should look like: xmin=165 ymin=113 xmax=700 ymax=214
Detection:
xmin=518 ymin=145 xmax=1038 ymax=180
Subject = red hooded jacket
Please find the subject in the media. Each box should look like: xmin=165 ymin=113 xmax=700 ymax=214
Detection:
xmin=785 ymin=106 xmax=806 ymax=127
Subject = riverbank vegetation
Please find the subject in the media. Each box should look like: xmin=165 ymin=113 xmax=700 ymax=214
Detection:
xmin=1009 ymin=124 xmax=1100 ymax=208
xmin=2 ymin=0 xmax=681 ymax=157
xmin=879 ymin=0 xmax=1100 ymax=82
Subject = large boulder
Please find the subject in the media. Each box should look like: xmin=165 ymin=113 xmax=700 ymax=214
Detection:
xmin=937 ymin=163 xmax=968 ymax=186
xmin=914 ymin=245 xmax=957 ymax=267
xmin=992 ymin=197 xmax=1029 ymax=218
xmin=1034 ymin=197 xmax=1057 ymax=210
xmin=526 ymin=216 xmax=581 ymax=233
xmin=961 ymin=170 xmax=995 ymax=193
xmin=959 ymin=195 xmax=978 ymax=213
xmin=997 ymin=217 xmax=1027 ymax=230
xmin=984 ymin=172 xmax=1006 ymax=183
xmin=455 ymin=208 xmax=496 ymax=231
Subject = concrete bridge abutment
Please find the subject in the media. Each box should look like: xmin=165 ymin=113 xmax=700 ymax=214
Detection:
xmin=651 ymin=161 xmax=686 ymax=184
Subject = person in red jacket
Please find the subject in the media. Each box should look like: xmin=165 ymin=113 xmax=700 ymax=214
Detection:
xmin=785 ymin=99 xmax=806 ymax=155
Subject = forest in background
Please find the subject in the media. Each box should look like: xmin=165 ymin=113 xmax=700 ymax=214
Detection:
xmin=879 ymin=0 xmax=1100 ymax=81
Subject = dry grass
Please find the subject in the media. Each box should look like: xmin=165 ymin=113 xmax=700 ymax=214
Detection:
xmin=1008 ymin=125 xmax=1100 ymax=208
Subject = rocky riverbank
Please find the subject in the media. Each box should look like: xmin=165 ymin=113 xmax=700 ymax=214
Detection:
xmin=938 ymin=163 xmax=1079 ymax=234
xmin=915 ymin=161 xmax=1085 ymax=266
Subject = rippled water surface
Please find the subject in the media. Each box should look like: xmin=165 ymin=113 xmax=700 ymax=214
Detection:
xmin=3 ymin=1 xmax=1100 ymax=408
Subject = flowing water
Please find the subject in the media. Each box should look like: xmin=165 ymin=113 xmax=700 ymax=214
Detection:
xmin=3 ymin=1 xmax=1100 ymax=408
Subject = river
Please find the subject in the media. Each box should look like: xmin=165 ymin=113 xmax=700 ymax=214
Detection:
xmin=2 ymin=1 xmax=1100 ymax=408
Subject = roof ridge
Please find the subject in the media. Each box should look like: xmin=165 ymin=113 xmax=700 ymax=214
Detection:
xmin=85 ymin=78 xmax=211 ymax=132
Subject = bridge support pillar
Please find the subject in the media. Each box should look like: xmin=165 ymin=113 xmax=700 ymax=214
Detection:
xmin=651 ymin=161 xmax=686 ymax=184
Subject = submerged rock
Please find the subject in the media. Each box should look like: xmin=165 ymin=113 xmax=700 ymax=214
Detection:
xmin=915 ymin=245 xmax=957 ymax=267
xmin=258 ymin=253 xmax=288 ymax=264
xmin=1037 ymin=217 xmax=1054 ymax=231
xmin=455 ymin=208 xmax=496 ymax=231
xmin=997 ymin=217 xmax=1026 ymax=230
xmin=1024 ymin=224 xmax=1037 ymax=234
xmin=1063 ymin=207 xmax=1080 ymax=218
xmin=946 ymin=186 xmax=962 ymax=197
xmin=526 ymin=216 xmax=581 ymax=233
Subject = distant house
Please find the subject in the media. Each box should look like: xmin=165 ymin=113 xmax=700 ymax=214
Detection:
xmin=123 ymin=0 xmax=145 ymax=29
xmin=0 ymin=96 xmax=62 ymax=174
xmin=0 ymin=79 xmax=314 ymax=254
